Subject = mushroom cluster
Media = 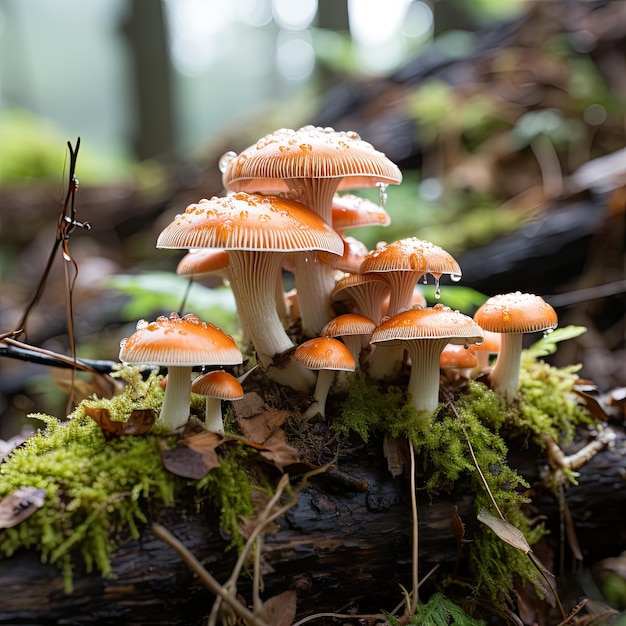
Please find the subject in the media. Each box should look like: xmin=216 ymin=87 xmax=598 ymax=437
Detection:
xmin=119 ymin=125 xmax=558 ymax=434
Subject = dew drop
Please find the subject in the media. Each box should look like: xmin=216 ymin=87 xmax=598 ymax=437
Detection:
xmin=258 ymin=214 xmax=270 ymax=222
xmin=218 ymin=151 xmax=237 ymax=173
xmin=136 ymin=319 xmax=149 ymax=330
xmin=325 ymin=349 xmax=333 ymax=358
xmin=346 ymin=130 xmax=361 ymax=141
xmin=376 ymin=182 xmax=388 ymax=207
xmin=119 ymin=338 xmax=127 ymax=349
xmin=450 ymin=273 xmax=462 ymax=283
xmin=434 ymin=278 xmax=441 ymax=300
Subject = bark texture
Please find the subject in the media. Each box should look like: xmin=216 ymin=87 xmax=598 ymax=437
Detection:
xmin=0 ymin=427 xmax=624 ymax=625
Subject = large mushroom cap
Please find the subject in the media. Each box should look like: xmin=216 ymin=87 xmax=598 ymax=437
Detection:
xmin=119 ymin=313 xmax=243 ymax=367
xmin=371 ymin=304 xmax=484 ymax=346
xmin=474 ymin=292 xmax=558 ymax=334
xmin=222 ymin=125 xmax=403 ymax=194
xmin=360 ymin=238 xmax=461 ymax=279
xmin=156 ymin=192 xmax=343 ymax=256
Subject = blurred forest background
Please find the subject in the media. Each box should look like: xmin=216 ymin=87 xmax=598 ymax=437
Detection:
xmin=0 ymin=0 xmax=624 ymax=437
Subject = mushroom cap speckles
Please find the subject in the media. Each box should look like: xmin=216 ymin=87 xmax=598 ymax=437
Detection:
xmin=360 ymin=238 xmax=461 ymax=278
xmin=222 ymin=126 xmax=402 ymax=193
xmin=370 ymin=304 xmax=484 ymax=345
xmin=294 ymin=336 xmax=356 ymax=371
xmin=156 ymin=192 xmax=344 ymax=256
xmin=191 ymin=370 xmax=244 ymax=400
xmin=119 ymin=312 xmax=243 ymax=367
xmin=474 ymin=292 xmax=558 ymax=334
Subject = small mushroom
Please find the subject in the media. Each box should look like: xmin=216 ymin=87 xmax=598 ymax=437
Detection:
xmin=321 ymin=313 xmax=376 ymax=367
xmin=473 ymin=292 xmax=558 ymax=402
xmin=119 ymin=313 xmax=243 ymax=433
xmin=370 ymin=304 xmax=484 ymax=419
xmin=439 ymin=343 xmax=479 ymax=381
xmin=191 ymin=370 xmax=244 ymax=435
xmin=294 ymin=336 xmax=356 ymax=419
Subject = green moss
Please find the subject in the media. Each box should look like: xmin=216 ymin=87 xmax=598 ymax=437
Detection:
xmin=336 ymin=352 xmax=593 ymax=608
xmin=0 ymin=366 xmax=260 ymax=591
xmin=517 ymin=355 xmax=591 ymax=446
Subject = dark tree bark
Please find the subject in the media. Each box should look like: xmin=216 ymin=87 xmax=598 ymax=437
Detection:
xmin=0 ymin=427 xmax=624 ymax=625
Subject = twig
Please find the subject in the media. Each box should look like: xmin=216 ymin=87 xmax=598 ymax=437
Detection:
xmin=152 ymin=523 xmax=269 ymax=626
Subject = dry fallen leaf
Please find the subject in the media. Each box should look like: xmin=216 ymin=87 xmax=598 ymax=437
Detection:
xmin=477 ymin=509 xmax=531 ymax=553
xmin=0 ymin=486 xmax=47 ymax=528
xmin=161 ymin=430 xmax=224 ymax=480
xmin=84 ymin=406 xmax=156 ymax=441
xmin=236 ymin=409 xmax=290 ymax=444
xmin=260 ymin=590 xmax=297 ymax=626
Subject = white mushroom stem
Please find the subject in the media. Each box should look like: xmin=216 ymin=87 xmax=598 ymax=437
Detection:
xmin=489 ymin=332 xmax=523 ymax=402
xmin=160 ymin=366 xmax=193 ymax=433
xmin=403 ymin=338 xmax=450 ymax=419
xmin=304 ymin=369 xmax=335 ymax=419
xmin=204 ymin=397 xmax=225 ymax=435
xmin=383 ymin=271 xmax=425 ymax=317
xmin=288 ymin=177 xmax=342 ymax=336
xmin=227 ymin=250 xmax=315 ymax=392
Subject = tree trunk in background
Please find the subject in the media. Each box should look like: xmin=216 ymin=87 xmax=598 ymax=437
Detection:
xmin=121 ymin=0 xmax=175 ymax=161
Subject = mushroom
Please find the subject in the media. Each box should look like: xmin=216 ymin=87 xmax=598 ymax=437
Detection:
xmin=439 ymin=343 xmax=479 ymax=381
xmin=294 ymin=336 xmax=356 ymax=419
xmin=321 ymin=313 xmax=377 ymax=366
xmin=360 ymin=238 xmax=461 ymax=317
xmin=331 ymin=193 xmax=391 ymax=233
xmin=157 ymin=193 xmax=344 ymax=392
xmin=191 ymin=370 xmax=244 ymax=435
xmin=370 ymin=304 xmax=484 ymax=420
xmin=473 ymin=292 xmax=558 ymax=402
xmin=119 ymin=313 xmax=243 ymax=433
xmin=331 ymin=273 xmax=390 ymax=324
xmin=361 ymin=238 xmax=461 ymax=379
xmin=468 ymin=330 xmax=501 ymax=377
xmin=221 ymin=126 xmax=402 ymax=335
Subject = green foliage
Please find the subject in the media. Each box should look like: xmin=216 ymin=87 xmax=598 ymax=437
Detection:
xmin=384 ymin=592 xmax=487 ymax=625
xmin=103 ymin=272 xmax=239 ymax=336
xmin=335 ymin=371 xmax=403 ymax=441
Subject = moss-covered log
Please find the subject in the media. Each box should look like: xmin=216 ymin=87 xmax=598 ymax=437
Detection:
xmin=0 ymin=426 xmax=624 ymax=626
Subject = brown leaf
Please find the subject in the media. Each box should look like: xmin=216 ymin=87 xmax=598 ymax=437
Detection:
xmin=260 ymin=590 xmax=297 ymax=626
xmin=230 ymin=392 xmax=267 ymax=419
xmin=258 ymin=430 xmax=300 ymax=470
xmin=0 ymin=486 xmax=47 ymax=528
xmin=85 ymin=406 xmax=156 ymax=441
xmin=477 ymin=509 xmax=531 ymax=553
xmin=52 ymin=369 xmax=124 ymax=403
xmin=236 ymin=410 xmax=291 ymax=444
xmin=161 ymin=431 xmax=224 ymax=480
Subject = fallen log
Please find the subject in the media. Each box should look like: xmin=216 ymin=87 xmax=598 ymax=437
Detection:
xmin=0 ymin=425 xmax=624 ymax=626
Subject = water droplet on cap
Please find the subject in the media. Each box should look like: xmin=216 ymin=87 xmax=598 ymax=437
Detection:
xmin=218 ymin=151 xmax=237 ymax=173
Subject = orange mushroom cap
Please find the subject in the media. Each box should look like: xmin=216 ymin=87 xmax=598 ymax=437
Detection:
xmin=439 ymin=343 xmax=479 ymax=370
xmin=331 ymin=193 xmax=391 ymax=232
xmin=192 ymin=370 xmax=244 ymax=401
xmin=322 ymin=313 xmax=376 ymax=338
xmin=473 ymin=292 xmax=557 ymax=334
xmin=294 ymin=336 xmax=356 ymax=372
xmin=176 ymin=249 xmax=230 ymax=277
xmin=157 ymin=192 xmax=343 ymax=256
xmin=119 ymin=313 xmax=242 ymax=367
xmin=221 ymin=126 xmax=403 ymax=195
